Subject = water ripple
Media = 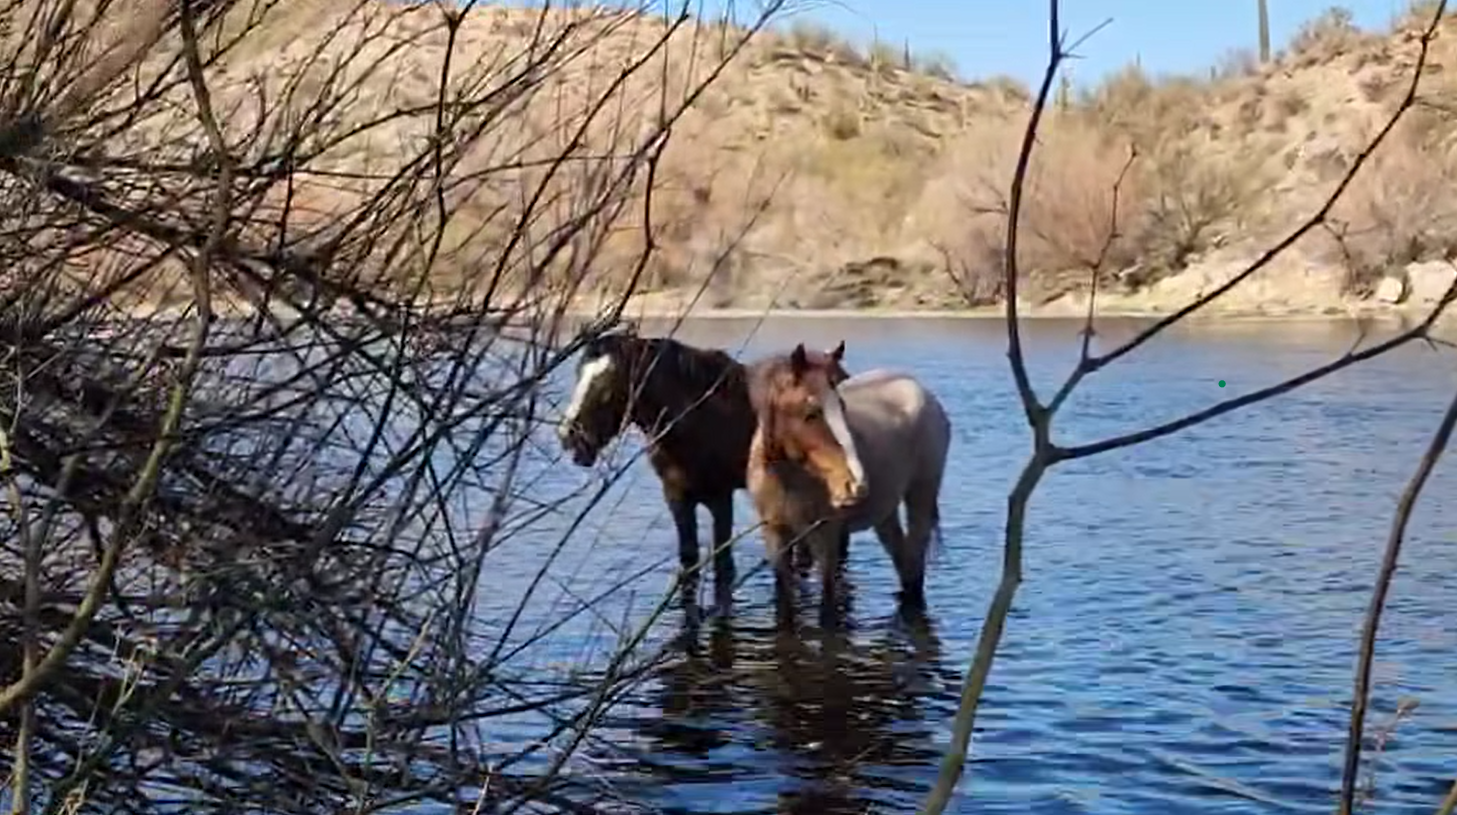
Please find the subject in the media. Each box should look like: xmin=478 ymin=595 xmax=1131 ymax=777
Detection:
xmin=525 ymin=317 xmax=1457 ymax=814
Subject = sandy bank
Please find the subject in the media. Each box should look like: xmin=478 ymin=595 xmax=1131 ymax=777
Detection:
xmin=114 ymin=258 xmax=1457 ymax=338
xmin=582 ymin=257 xmax=1457 ymax=331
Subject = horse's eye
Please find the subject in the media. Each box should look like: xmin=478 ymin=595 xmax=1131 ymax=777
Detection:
xmin=804 ymin=402 xmax=823 ymax=421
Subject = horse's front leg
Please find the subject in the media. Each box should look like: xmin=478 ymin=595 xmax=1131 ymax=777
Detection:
xmin=705 ymin=492 xmax=737 ymax=607
xmin=667 ymin=495 xmax=701 ymax=579
xmin=763 ymin=523 xmax=798 ymax=628
xmin=814 ymin=523 xmax=846 ymax=629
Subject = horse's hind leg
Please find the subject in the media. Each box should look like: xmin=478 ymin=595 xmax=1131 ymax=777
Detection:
xmin=872 ymin=512 xmax=922 ymax=607
xmin=899 ymin=479 xmax=942 ymax=610
xmin=796 ymin=528 xmax=849 ymax=576
xmin=705 ymin=492 xmax=737 ymax=605
xmin=792 ymin=537 xmax=815 ymax=577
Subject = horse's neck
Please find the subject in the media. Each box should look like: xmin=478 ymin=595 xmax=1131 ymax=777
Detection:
xmin=749 ymin=429 xmax=832 ymax=524
xmin=750 ymin=428 xmax=812 ymax=484
xmin=629 ymin=362 xmax=741 ymax=439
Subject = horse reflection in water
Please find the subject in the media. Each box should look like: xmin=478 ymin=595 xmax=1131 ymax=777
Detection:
xmin=616 ymin=596 xmax=953 ymax=815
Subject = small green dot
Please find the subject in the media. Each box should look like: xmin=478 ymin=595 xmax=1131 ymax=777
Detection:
xmin=1218 ymin=380 xmax=1226 ymax=387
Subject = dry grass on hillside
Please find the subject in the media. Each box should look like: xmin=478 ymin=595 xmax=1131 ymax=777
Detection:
xmin=908 ymin=2 xmax=1457 ymax=309
xmin=29 ymin=0 xmax=1457 ymax=313
xmin=678 ymin=0 xmax=1457 ymax=311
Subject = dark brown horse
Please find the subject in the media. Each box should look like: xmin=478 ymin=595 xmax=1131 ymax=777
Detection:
xmin=746 ymin=342 xmax=950 ymax=626
xmin=556 ymin=327 xmax=851 ymax=595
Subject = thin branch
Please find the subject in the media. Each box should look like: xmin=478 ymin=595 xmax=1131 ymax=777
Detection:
xmin=1337 ymin=392 xmax=1457 ymax=814
xmin=1436 ymin=780 xmax=1457 ymax=815
xmin=1057 ymin=278 xmax=1457 ymax=461
xmin=999 ymin=0 xmax=1070 ymax=429
xmin=1045 ymin=144 xmax=1136 ymax=418
xmin=922 ymin=3 xmax=1453 ymax=814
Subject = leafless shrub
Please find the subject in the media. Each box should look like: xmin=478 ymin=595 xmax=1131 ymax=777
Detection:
xmin=922 ymin=1 xmax=1457 ymax=813
xmin=1289 ymin=5 xmax=1367 ymax=65
xmin=934 ymin=118 xmax=1140 ymax=301
xmin=1327 ymin=115 xmax=1457 ymax=292
xmin=1130 ymin=138 xmax=1263 ymax=278
xmin=0 ymin=0 xmax=787 ymax=812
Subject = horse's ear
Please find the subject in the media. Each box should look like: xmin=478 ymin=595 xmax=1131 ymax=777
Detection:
xmin=827 ymin=340 xmax=845 ymax=364
xmin=789 ymin=343 xmax=809 ymax=377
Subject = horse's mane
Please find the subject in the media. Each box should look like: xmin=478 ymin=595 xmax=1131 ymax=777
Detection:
xmin=743 ymin=352 xmax=794 ymax=420
xmin=629 ymin=335 xmax=747 ymax=397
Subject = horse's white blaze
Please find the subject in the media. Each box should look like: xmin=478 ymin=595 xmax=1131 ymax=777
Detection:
xmin=560 ymin=354 xmax=614 ymax=439
xmin=819 ymin=383 xmax=865 ymax=492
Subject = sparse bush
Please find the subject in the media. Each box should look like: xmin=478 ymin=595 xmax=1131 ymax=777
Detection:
xmin=1127 ymin=140 xmax=1264 ymax=278
xmin=982 ymin=73 xmax=1032 ymax=104
xmin=934 ymin=120 xmax=1143 ymax=287
xmin=915 ymin=50 xmax=959 ymax=81
xmin=1328 ymin=118 xmax=1457 ymax=291
xmin=1400 ymin=0 xmax=1450 ymax=29
xmin=1082 ymin=65 xmax=1207 ymax=144
xmin=1274 ymin=89 xmax=1311 ymax=122
xmin=1360 ymin=71 xmax=1393 ymax=101
xmin=785 ymin=17 xmax=836 ymax=52
xmin=823 ymin=103 xmax=863 ymax=140
xmin=868 ymin=40 xmax=901 ymax=75
xmin=1213 ymin=47 xmax=1262 ymax=80
xmin=783 ymin=17 xmax=863 ymax=64
xmin=1289 ymin=5 xmax=1366 ymax=64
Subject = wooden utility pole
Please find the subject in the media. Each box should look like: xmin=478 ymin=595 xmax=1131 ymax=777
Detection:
xmin=1258 ymin=0 xmax=1271 ymax=62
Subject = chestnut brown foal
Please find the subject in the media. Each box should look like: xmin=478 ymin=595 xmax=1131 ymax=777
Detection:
xmin=746 ymin=343 xmax=950 ymax=626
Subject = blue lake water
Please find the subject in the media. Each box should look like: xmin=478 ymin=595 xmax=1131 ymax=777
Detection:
xmin=482 ymin=315 xmax=1457 ymax=814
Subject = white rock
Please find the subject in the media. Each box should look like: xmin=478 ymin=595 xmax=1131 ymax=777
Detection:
xmin=1404 ymin=260 xmax=1457 ymax=306
xmin=1374 ymin=274 xmax=1409 ymax=304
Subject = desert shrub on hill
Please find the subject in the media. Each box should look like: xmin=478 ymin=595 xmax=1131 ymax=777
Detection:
xmin=900 ymin=3 xmax=1457 ymax=313
xmin=1325 ymin=113 xmax=1457 ymax=293
xmin=778 ymin=17 xmax=864 ymax=66
xmin=1287 ymin=5 xmax=1370 ymax=66
xmin=24 ymin=0 xmax=1457 ymax=314
xmin=920 ymin=101 xmax=1270 ymax=302
xmin=916 ymin=118 xmax=1139 ymax=301
xmin=914 ymin=50 xmax=959 ymax=81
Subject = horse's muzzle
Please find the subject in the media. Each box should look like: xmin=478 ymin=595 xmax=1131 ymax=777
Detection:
xmin=559 ymin=425 xmax=600 ymax=467
xmin=830 ymin=478 xmax=869 ymax=510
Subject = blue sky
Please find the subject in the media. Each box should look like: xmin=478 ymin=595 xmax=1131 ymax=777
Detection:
xmin=710 ymin=0 xmax=1423 ymax=87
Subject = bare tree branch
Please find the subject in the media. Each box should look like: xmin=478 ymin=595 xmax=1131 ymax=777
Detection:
xmin=1337 ymin=391 xmax=1457 ymax=814
xmin=0 ymin=1 xmax=792 ymax=811
xmin=923 ymin=2 xmax=1452 ymax=813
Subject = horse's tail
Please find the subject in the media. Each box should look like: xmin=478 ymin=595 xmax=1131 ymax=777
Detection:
xmin=926 ymin=496 xmax=944 ymax=563
xmin=924 ymin=392 xmax=949 ymax=565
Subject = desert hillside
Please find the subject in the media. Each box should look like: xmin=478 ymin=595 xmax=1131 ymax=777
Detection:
xmin=39 ymin=0 xmax=1457 ymax=318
